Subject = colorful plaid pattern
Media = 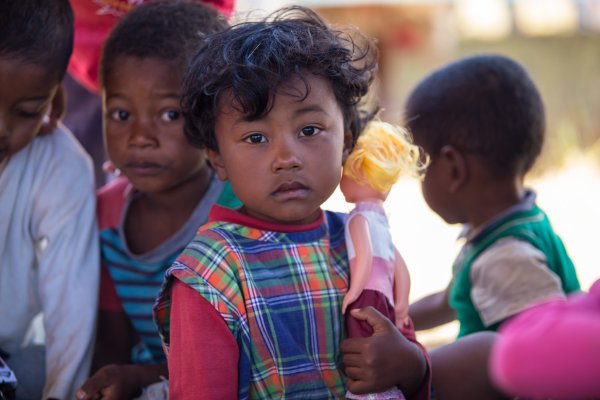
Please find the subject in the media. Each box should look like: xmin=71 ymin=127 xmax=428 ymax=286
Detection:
xmin=155 ymin=211 xmax=349 ymax=399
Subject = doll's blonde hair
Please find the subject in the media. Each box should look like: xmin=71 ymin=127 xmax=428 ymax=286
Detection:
xmin=343 ymin=120 xmax=427 ymax=194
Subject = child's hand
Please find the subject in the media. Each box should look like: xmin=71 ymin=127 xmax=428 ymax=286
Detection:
xmin=76 ymin=364 xmax=141 ymax=400
xmin=341 ymin=307 xmax=428 ymax=396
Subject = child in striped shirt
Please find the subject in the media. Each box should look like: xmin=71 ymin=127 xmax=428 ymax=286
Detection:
xmin=154 ymin=6 xmax=430 ymax=399
xmin=76 ymin=2 xmax=237 ymax=399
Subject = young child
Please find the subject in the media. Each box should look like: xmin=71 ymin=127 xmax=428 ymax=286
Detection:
xmin=154 ymin=6 xmax=430 ymax=399
xmin=340 ymin=120 xmax=425 ymax=399
xmin=0 ymin=1 xmax=99 ymax=399
xmin=491 ymin=278 xmax=600 ymax=399
xmin=405 ymin=54 xmax=580 ymax=397
xmin=75 ymin=2 xmax=236 ymax=400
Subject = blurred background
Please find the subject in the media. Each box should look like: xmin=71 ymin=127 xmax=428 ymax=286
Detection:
xmin=235 ymin=0 xmax=600 ymax=347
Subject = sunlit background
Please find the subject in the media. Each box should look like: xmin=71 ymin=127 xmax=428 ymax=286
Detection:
xmin=234 ymin=0 xmax=600 ymax=347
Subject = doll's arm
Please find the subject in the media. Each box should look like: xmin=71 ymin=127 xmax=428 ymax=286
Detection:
xmin=393 ymin=248 xmax=411 ymax=327
xmin=342 ymin=214 xmax=373 ymax=314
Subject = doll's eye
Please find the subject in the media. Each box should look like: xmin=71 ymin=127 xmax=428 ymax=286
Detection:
xmin=244 ymin=133 xmax=266 ymax=144
xmin=299 ymin=125 xmax=321 ymax=137
xmin=109 ymin=109 xmax=130 ymax=122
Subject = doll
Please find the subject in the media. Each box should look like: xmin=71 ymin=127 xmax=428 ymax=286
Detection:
xmin=341 ymin=120 xmax=426 ymax=400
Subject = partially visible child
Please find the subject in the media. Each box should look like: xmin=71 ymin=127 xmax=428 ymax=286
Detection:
xmin=154 ymin=6 xmax=430 ymax=399
xmin=75 ymin=2 xmax=236 ymax=400
xmin=340 ymin=120 xmax=426 ymax=399
xmin=491 ymin=278 xmax=600 ymax=399
xmin=0 ymin=1 xmax=98 ymax=399
xmin=405 ymin=54 xmax=580 ymax=397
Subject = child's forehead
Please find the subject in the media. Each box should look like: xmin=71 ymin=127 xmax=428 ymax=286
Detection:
xmin=104 ymin=55 xmax=183 ymax=85
xmin=217 ymin=72 xmax=337 ymax=116
xmin=0 ymin=57 xmax=59 ymax=98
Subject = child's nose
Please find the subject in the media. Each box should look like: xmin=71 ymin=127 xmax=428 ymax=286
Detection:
xmin=128 ymin=118 xmax=157 ymax=148
xmin=272 ymin=138 xmax=302 ymax=172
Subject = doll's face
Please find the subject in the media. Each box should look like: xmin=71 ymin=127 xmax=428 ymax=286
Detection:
xmin=339 ymin=175 xmax=387 ymax=204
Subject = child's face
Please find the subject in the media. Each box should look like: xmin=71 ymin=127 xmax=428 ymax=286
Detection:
xmin=103 ymin=56 xmax=208 ymax=194
xmin=0 ymin=58 xmax=61 ymax=164
xmin=412 ymin=139 xmax=463 ymax=224
xmin=209 ymin=73 xmax=350 ymax=225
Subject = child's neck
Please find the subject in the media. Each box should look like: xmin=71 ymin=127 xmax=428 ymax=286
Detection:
xmin=467 ymin=176 xmax=525 ymax=229
xmin=125 ymin=168 xmax=213 ymax=254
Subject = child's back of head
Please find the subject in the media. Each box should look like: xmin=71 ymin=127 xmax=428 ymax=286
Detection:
xmin=0 ymin=0 xmax=73 ymax=81
xmin=405 ymin=54 xmax=545 ymax=178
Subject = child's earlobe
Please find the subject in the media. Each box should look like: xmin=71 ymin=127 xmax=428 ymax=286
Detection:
xmin=207 ymin=149 xmax=228 ymax=181
xmin=38 ymin=84 xmax=66 ymax=136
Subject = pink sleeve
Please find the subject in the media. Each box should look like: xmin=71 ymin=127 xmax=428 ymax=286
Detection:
xmin=491 ymin=279 xmax=600 ymax=399
xmin=169 ymin=279 xmax=239 ymax=399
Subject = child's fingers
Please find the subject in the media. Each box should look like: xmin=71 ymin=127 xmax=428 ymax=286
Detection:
xmin=342 ymin=352 xmax=366 ymax=368
xmin=349 ymin=306 xmax=395 ymax=335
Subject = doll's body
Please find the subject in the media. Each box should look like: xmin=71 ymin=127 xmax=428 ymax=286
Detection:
xmin=340 ymin=120 xmax=425 ymax=400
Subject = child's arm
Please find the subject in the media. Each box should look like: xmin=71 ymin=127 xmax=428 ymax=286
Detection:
xmin=77 ymin=268 xmax=165 ymax=400
xmin=409 ymin=283 xmax=456 ymax=330
xmin=491 ymin=280 xmax=600 ymax=399
xmin=91 ymin=267 xmax=136 ymax=370
xmin=34 ymin=147 xmax=99 ymax=400
xmin=77 ymin=364 xmax=168 ymax=400
xmin=342 ymin=214 xmax=373 ymax=314
xmin=341 ymin=307 xmax=430 ymax=399
xmin=393 ymin=248 xmax=411 ymax=327
xmin=168 ymin=279 xmax=239 ymax=400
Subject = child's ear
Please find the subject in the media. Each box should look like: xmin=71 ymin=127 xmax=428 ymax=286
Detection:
xmin=38 ymin=84 xmax=66 ymax=136
xmin=341 ymin=130 xmax=353 ymax=164
xmin=207 ymin=149 xmax=228 ymax=181
xmin=440 ymin=145 xmax=469 ymax=192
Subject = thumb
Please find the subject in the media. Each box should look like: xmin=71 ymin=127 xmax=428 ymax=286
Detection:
xmin=349 ymin=306 xmax=395 ymax=335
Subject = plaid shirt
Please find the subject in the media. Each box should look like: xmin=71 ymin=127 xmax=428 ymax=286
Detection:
xmin=155 ymin=206 xmax=349 ymax=399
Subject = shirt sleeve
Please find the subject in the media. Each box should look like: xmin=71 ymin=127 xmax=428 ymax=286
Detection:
xmin=491 ymin=279 xmax=600 ymax=398
xmin=169 ymin=279 xmax=238 ymax=400
xmin=32 ymin=141 xmax=99 ymax=400
xmin=470 ymin=237 xmax=565 ymax=327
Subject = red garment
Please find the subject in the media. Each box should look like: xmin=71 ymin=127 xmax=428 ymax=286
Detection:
xmin=169 ymin=278 xmax=431 ymax=400
xmin=68 ymin=0 xmax=235 ymax=92
xmin=169 ymin=280 xmax=238 ymax=400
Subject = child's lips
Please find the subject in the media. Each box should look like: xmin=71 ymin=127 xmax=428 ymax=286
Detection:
xmin=272 ymin=181 xmax=310 ymax=201
xmin=124 ymin=161 xmax=165 ymax=176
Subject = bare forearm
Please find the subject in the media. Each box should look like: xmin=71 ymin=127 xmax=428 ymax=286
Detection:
xmin=409 ymin=289 xmax=455 ymax=330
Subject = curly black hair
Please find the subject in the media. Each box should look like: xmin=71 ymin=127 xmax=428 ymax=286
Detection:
xmin=182 ymin=6 xmax=378 ymax=151
xmin=100 ymin=0 xmax=229 ymax=87
xmin=405 ymin=54 xmax=545 ymax=177
xmin=0 ymin=0 xmax=73 ymax=81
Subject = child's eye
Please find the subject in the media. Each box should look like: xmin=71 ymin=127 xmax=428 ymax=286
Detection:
xmin=160 ymin=109 xmax=181 ymax=122
xmin=109 ymin=109 xmax=131 ymax=122
xmin=244 ymin=133 xmax=266 ymax=144
xmin=16 ymin=109 xmax=41 ymax=119
xmin=299 ymin=126 xmax=321 ymax=137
